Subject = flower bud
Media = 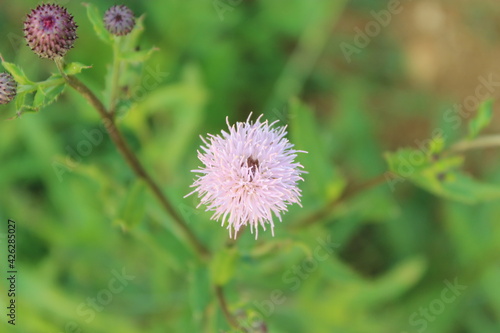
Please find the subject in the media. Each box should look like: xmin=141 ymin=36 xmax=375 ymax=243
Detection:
xmin=23 ymin=4 xmax=78 ymax=59
xmin=0 ymin=72 xmax=17 ymax=105
xmin=104 ymin=5 xmax=136 ymax=36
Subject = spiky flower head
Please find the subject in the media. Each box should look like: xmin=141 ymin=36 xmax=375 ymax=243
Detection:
xmin=0 ymin=72 xmax=17 ymax=105
xmin=187 ymin=114 xmax=306 ymax=239
xmin=104 ymin=5 xmax=136 ymax=36
xmin=23 ymin=4 xmax=78 ymax=59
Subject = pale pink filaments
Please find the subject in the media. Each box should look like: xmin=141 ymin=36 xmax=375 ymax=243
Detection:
xmin=186 ymin=114 xmax=306 ymax=239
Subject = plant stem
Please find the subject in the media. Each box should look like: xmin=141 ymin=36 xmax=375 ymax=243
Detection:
xmin=215 ymin=285 xmax=246 ymax=332
xmin=294 ymin=172 xmax=395 ymax=228
xmin=449 ymin=135 xmax=500 ymax=153
xmin=55 ymin=59 xmax=210 ymax=260
xmin=109 ymin=37 xmax=123 ymax=117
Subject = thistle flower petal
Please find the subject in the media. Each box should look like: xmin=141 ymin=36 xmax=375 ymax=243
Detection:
xmin=187 ymin=114 xmax=306 ymax=239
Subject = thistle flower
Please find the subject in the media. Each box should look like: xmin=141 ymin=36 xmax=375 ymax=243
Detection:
xmin=0 ymin=73 xmax=17 ymax=105
xmin=104 ymin=5 xmax=136 ymax=36
xmin=187 ymin=114 xmax=306 ymax=239
xmin=23 ymin=4 xmax=78 ymax=59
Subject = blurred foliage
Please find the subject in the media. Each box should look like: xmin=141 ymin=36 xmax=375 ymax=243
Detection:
xmin=1 ymin=0 xmax=500 ymax=332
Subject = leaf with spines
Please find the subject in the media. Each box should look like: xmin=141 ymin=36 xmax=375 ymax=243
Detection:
xmin=63 ymin=62 xmax=92 ymax=76
xmin=33 ymin=82 xmax=66 ymax=110
xmin=1 ymin=56 xmax=33 ymax=85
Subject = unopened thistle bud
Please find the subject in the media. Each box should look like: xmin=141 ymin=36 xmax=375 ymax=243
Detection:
xmin=0 ymin=73 xmax=17 ymax=105
xmin=23 ymin=4 xmax=78 ymax=59
xmin=104 ymin=5 xmax=136 ymax=36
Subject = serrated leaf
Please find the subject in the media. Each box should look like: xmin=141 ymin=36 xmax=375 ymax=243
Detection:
xmin=64 ymin=62 xmax=92 ymax=76
xmin=468 ymin=99 xmax=494 ymax=139
xmin=1 ymin=58 xmax=33 ymax=85
xmin=14 ymin=90 xmax=38 ymax=114
xmin=15 ymin=91 xmax=27 ymax=111
xmin=123 ymin=15 xmax=146 ymax=50
xmin=210 ymin=247 xmax=238 ymax=285
xmin=386 ymin=146 xmax=500 ymax=203
xmin=33 ymin=82 xmax=66 ymax=110
xmin=83 ymin=3 xmax=112 ymax=44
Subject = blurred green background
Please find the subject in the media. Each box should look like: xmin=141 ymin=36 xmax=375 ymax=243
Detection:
xmin=1 ymin=0 xmax=500 ymax=332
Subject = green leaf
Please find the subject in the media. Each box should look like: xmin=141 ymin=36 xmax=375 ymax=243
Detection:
xmin=289 ymin=98 xmax=346 ymax=204
xmin=33 ymin=82 xmax=66 ymax=110
xmin=468 ymin=99 xmax=494 ymax=139
xmin=83 ymin=3 xmax=112 ymax=44
xmin=63 ymin=62 xmax=92 ymax=76
xmin=120 ymin=47 xmax=158 ymax=63
xmin=116 ymin=180 xmax=147 ymax=229
xmin=438 ymin=173 xmax=500 ymax=204
xmin=189 ymin=264 xmax=211 ymax=324
xmin=1 ymin=57 xmax=33 ymax=85
xmin=210 ymin=246 xmax=238 ymax=285
xmin=15 ymin=91 xmax=27 ymax=111
xmin=386 ymin=147 xmax=500 ymax=203
xmin=123 ymin=15 xmax=146 ymax=50
xmin=360 ymin=257 xmax=426 ymax=306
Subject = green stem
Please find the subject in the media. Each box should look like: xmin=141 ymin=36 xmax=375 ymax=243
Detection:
xmin=109 ymin=37 xmax=123 ymax=117
xmin=449 ymin=135 xmax=500 ymax=153
xmin=215 ymin=285 xmax=247 ymax=332
xmin=55 ymin=59 xmax=210 ymax=260
xmin=294 ymin=172 xmax=396 ymax=228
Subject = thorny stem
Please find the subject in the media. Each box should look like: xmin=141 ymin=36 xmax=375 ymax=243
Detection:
xmin=55 ymin=58 xmax=210 ymax=260
xmin=215 ymin=285 xmax=247 ymax=332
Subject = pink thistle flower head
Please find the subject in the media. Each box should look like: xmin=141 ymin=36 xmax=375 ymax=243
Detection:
xmin=104 ymin=5 xmax=136 ymax=36
xmin=187 ymin=114 xmax=306 ymax=239
xmin=23 ymin=4 xmax=78 ymax=59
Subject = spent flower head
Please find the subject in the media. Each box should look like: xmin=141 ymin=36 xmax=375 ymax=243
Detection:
xmin=0 ymin=72 xmax=17 ymax=105
xmin=104 ymin=5 xmax=136 ymax=36
xmin=23 ymin=4 xmax=78 ymax=59
xmin=187 ymin=114 xmax=306 ymax=239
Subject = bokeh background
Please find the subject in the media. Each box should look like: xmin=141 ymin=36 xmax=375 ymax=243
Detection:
xmin=1 ymin=0 xmax=500 ymax=332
